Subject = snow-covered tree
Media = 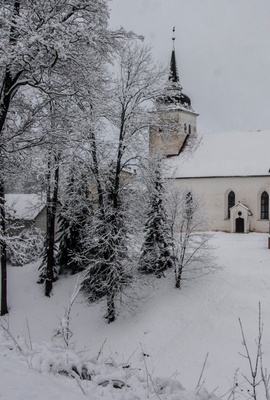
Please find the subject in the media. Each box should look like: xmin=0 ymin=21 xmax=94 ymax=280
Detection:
xmin=139 ymin=162 xmax=174 ymax=276
xmin=79 ymin=41 xmax=165 ymax=322
xmin=80 ymin=163 xmax=133 ymax=323
xmin=6 ymin=227 xmax=43 ymax=266
xmin=0 ymin=0 xmax=127 ymax=313
xmin=56 ymin=166 xmax=92 ymax=275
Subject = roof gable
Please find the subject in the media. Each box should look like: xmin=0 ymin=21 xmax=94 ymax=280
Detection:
xmin=6 ymin=194 xmax=45 ymax=220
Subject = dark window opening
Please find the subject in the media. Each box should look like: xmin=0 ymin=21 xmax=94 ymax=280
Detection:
xmin=184 ymin=123 xmax=187 ymax=132
xmin=228 ymin=191 xmax=235 ymax=218
xmin=261 ymin=191 xmax=269 ymax=220
xmin=188 ymin=124 xmax=191 ymax=134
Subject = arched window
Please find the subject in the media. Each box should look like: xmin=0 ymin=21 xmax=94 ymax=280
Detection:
xmin=188 ymin=124 xmax=191 ymax=134
xmin=228 ymin=191 xmax=235 ymax=218
xmin=261 ymin=191 xmax=269 ymax=220
xmin=184 ymin=123 xmax=187 ymax=132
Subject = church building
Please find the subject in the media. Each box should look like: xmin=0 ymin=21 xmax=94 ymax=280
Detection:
xmin=150 ymin=39 xmax=270 ymax=233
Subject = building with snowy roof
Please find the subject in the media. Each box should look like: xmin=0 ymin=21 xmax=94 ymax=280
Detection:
xmin=151 ymin=37 xmax=270 ymax=233
xmin=6 ymin=194 xmax=50 ymax=234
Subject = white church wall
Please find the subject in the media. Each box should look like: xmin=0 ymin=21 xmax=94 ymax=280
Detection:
xmin=168 ymin=176 xmax=270 ymax=233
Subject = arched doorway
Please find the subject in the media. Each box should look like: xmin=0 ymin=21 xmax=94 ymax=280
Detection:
xmin=236 ymin=216 xmax=244 ymax=233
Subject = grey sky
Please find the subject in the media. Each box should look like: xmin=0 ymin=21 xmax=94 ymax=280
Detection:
xmin=109 ymin=0 xmax=270 ymax=133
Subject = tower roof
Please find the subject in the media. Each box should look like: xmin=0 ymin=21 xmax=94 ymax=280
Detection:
xmin=157 ymin=29 xmax=192 ymax=110
xmin=169 ymin=49 xmax=180 ymax=84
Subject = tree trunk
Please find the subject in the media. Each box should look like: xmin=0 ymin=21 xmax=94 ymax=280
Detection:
xmin=106 ymin=290 xmax=115 ymax=323
xmin=0 ymin=242 xmax=8 ymax=315
xmin=175 ymin=265 xmax=183 ymax=289
xmin=89 ymin=129 xmax=105 ymax=215
xmin=0 ymin=2 xmax=22 ymax=314
xmin=0 ymin=177 xmax=8 ymax=315
xmin=175 ymin=273 xmax=181 ymax=289
xmin=0 ymin=1 xmax=22 ymax=133
xmin=45 ymin=152 xmax=60 ymax=297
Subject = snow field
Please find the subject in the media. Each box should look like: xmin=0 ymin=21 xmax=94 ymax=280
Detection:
xmin=1 ymin=232 xmax=270 ymax=398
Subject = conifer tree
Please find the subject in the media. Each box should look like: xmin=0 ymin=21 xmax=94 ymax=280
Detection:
xmin=139 ymin=164 xmax=174 ymax=276
xmin=81 ymin=164 xmax=131 ymax=322
xmin=57 ymin=169 xmax=91 ymax=275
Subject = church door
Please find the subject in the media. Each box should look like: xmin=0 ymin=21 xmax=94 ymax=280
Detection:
xmin=236 ymin=217 xmax=244 ymax=233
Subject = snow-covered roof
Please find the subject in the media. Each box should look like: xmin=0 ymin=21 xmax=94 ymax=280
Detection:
xmin=164 ymin=130 xmax=270 ymax=178
xmin=6 ymin=194 xmax=45 ymax=220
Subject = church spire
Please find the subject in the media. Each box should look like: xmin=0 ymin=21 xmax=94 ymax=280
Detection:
xmin=169 ymin=49 xmax=180 ymax=84
xmin=168 ymin=27 xmax=180 ymax=84
xmin=157 ymin=28 xmax=191 ymax=109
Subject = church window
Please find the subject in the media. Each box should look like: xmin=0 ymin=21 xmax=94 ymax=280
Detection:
xmin=228 ymin=191 xmax=235 ymax=218
xmin=261 ymin=191 xmax=269 ymax=219
xmin=184 ymin=123 xmax=187 ymax=132
xmin=188 ymin=124 xmax=191 ymax=134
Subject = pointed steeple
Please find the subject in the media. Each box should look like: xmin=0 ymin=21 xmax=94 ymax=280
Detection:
xmin=157 ymin=28 xmax=191 ymax=109
xmin=169 ymin=49 xmax=180 ymax=83
xmin=168 ymin=28 xmax=181 ymax=86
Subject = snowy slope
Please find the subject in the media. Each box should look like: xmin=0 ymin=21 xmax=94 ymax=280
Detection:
xmin=0 ymin=356 xmax=87 ymax=400
xmin=1 ymin=232 xmax=270 ymax=398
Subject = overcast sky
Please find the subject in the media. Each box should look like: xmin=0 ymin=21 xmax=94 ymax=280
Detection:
xmin=109 ymin=0 xmax=270 ymax=134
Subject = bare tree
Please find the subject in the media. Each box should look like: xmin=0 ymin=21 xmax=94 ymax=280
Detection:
xmin=166 ymin=188 xmax=215 ymax=289
xmin=225 ymin=304 xmax=270 ymax=400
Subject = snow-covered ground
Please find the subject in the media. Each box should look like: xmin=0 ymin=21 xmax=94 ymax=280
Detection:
xmin=1 ymin=232 xmax=270 ymax=399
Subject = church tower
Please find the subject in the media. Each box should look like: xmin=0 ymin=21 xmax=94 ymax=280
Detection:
xmin=149 ymin=31 xmax=198 ymax=156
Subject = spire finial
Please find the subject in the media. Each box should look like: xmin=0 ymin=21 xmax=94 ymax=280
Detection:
xmin=172 ymin=26 xmax=175 ymax=49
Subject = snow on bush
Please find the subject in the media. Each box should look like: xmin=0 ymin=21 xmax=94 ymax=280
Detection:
xmin=6 ymin=227 xmax=43 ymax=266
xmin=0 ymin=325 xmax=218 ymax=400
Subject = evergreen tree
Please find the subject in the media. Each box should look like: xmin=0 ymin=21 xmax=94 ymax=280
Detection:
xmin=81 ymin=164 xmax=131 ymax=322
xmin=139 ymin=164 xmax=174 ymax=276
xmin=57 ymin=170 xmax=91 ymax=275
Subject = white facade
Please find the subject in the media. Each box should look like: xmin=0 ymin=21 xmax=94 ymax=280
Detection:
xmin=164 ymin=131 xmax=270 ymax=233
xmin=168 ymin=175 xmax=270 ymax=233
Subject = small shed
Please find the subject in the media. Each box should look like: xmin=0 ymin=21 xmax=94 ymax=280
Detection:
xmin=6 ymin=194 xmax=47 ymax=234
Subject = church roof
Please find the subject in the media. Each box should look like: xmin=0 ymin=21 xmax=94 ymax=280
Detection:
xmin=164 ymin=130 xmax=270 ymax=178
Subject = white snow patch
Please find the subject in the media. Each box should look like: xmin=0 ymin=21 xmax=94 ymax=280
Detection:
xmin=1 ymin=232 xmax=270 ymax=398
